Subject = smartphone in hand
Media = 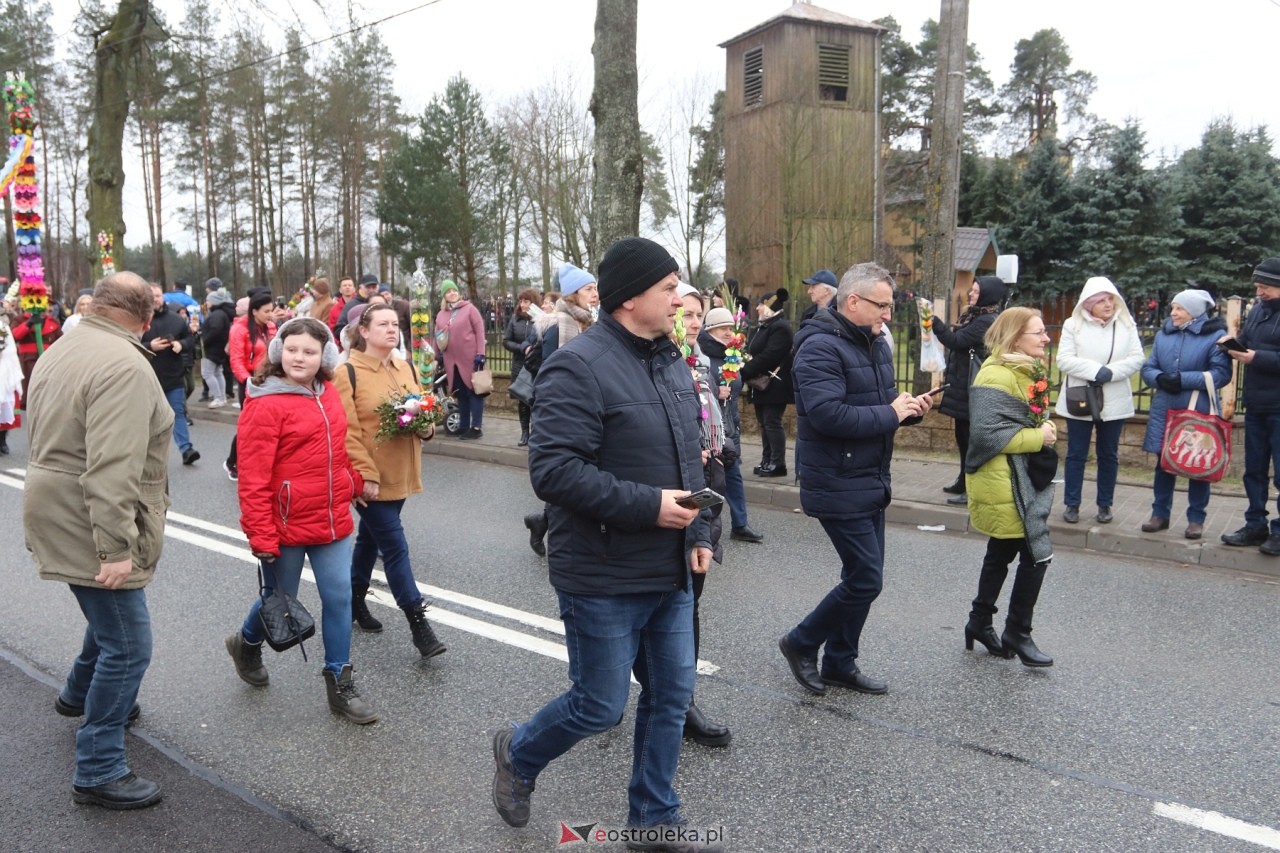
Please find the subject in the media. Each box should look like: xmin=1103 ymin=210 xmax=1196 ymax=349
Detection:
xmin=675 ymin=488 xmax=724 ymax=510
xmin=926 ymin=383 xmax=952 ymax=396
xmin=1217 ymin=336 xmax=1247 ymax=353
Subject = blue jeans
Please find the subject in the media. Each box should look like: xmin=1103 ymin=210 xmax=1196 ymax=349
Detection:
xmin=509 ymin=587 xmax=695 ymax=829
xmin=63 ymin=585 xmax=153 ymax=787
xmin=723 ymin=456 xmax=749 ymax=528
xmin=1243 ymin=411 xmax=1280 ymax=534
xmin=164 ymin=385 xmax=192 ymax=453
xmin=241 ymin=537 xmax=354 ymax=673
xmin=789 ymin=512 xmax=885 ymax=675
xmin=1152 ymin=461 xmax=1210 ymax=524
xmin=1063 ymin=418 xmax=1125 ymax=508
xmin=350 ymin=499 xmax=422 ymax=609
xmin=452 ymin=367 xmax=486 ymax=432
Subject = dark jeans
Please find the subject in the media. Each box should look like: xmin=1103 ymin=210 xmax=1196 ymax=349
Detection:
xmin=63 ymin=585 xmax=153 ymax=787
xmin=452 ymin=366 xmax=486 ymax=432
xmin=754 ymin=402 xmax=787 ymax=468
xmin=1243 ymin=410 xmax=1280 ymax=534
xmin=788 ymin=512 xmax=885 ymax=675
xmin=1063 ymin=418 xmax=1125 ymax=509
xmin=509 ymin=587 xmax=695 ymax=828
xmin=1152 ymin=461 xmax=1210 ymax=524
xmin=226 ymin=383 xmax=247 ymax=467
xmin=351 ymin=499 xmax=423 ymax=609
xmin=723 ymin=456 xmax=749 ymax=528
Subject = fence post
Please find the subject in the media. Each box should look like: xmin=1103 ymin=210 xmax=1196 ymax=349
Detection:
xmin=1222 ymin=296 xmax=1243 ymax=419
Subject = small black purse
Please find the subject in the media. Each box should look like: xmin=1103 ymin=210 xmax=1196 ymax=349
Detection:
xmin=256 ymin=558 xmax=315 ymax=659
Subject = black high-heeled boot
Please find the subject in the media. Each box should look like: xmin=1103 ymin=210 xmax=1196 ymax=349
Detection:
xmin=1002 ymin=559 xmax=1053 ymax=667
xmin=963 ymin=619 xmax=1008 ymax=656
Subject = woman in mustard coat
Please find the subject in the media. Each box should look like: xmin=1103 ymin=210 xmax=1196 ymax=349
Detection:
xmin=963 ymin=307 xmax=1059 ymax=667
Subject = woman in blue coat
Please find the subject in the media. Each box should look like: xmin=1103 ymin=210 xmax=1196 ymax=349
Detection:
xmin=1139 ymin=289 xmax=1232 ymax=539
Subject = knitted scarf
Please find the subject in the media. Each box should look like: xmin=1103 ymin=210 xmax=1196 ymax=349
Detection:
xmin=556 ymin=299 xmax=593 ymax=346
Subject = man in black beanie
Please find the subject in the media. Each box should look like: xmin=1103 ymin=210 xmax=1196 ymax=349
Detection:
xmin=491 ymin=237 xmax=723 ymax=852
xmin=1220 ymin=258 xmax=1280 ymax=555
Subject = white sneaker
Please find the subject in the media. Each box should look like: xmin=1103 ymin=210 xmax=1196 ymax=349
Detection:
xmin=232 ymin=401 xmax=241 ymax=409
xmin=209 ymin=399 xmax=226 ymax=408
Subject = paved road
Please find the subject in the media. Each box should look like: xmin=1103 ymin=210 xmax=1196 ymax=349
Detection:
xmin=1 ymin=419 xmax=1277 ymax=852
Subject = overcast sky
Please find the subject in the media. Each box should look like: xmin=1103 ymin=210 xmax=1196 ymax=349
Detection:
xmin=51 ymin=0 xmax=1280 ymax=259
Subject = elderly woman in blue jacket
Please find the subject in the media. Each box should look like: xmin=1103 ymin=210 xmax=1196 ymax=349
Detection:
xmin=1139 ymin=289 xmax=1232 ymax=539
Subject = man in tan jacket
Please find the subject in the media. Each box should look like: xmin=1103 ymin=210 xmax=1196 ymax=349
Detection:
xmin=24 ymin=271 xmax=172 ymax=810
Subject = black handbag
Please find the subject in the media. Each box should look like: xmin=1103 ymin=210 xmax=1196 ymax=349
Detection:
xmin=508 ymin=365 xmax=535 ymax=405
xmin=256 ymin=559 xmax=315 ymax=659
xmin=1064 ymin=382 xmax=1104 ymax=421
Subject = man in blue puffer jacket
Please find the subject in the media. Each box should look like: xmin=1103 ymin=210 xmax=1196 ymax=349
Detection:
xmin=778 ymin=263 xmax=932 ymax=698
xmin=491 ymin=237 xmax=721 ymax=851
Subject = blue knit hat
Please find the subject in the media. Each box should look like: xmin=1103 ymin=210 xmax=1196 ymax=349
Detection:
xmin=558 ymin=263 xmax=595 ymax=297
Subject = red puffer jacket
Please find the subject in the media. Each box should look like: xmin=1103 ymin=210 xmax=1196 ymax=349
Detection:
xmin=236 ymin=377 xmax=363 ymax=555
xmin=227 ymin=316 xmax=275 ymax=383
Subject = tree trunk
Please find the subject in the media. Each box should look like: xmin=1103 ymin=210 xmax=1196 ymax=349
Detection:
xmin=589 ymin=0 xmax=642 ymax=260
xmin=87 ymin=0 xmax=156 ymax=277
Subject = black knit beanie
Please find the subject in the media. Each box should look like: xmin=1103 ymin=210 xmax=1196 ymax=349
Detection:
xmin=598 ymin=237 xmax=679 ymax=313
xmin=1253 ymin=258 xmax=1280 ymax=287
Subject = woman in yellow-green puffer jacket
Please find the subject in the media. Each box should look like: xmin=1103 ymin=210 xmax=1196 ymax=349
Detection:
xmin=962 ymin=307 xmax=1060 ymax=669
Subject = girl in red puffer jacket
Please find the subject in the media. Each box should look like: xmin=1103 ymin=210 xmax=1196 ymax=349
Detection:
xmin=222 ymin=317 xmax=378 ymax=724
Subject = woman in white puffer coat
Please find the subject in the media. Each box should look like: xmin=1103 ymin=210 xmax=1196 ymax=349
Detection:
xmin=1053 ymin=276 xmax=1146 ymax=525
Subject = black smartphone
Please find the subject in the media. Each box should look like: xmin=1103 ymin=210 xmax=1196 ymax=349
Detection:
xmin=675 ymin=488 xmax=724 ymax=510
xmin=1217 ymin=336 xmax=1247 ymax=353
xmin=926 ymin=383 xmax=952 ymax=396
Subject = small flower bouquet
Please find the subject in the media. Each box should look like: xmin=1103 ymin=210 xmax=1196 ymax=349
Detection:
xmin=375 ymin=387 xmax=444 ymax=443
xmin=1027 ymin=363 xmax=1051 ymax=426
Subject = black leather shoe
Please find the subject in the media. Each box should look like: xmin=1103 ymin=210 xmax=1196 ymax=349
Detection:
xmin=778 ymin=635 xmax=826 ymax=695
xmin=1062 ymin=505 xmax=1079 ymax=524
xmin=72 ymin=772 xmax=162 ymax=809
xmin=942 ymin=476 xmax=965 ymax=495
xmin=1221 ymin=526 xmax=1269 ymax=547
xmin=730 ymin=525 xmax=764 ymax=543
xmin=1096 ymin=506 xmax=1114 ymax=524
xmin=182 ymin=449 xmax=200 ymax=465
xmin=820 ymin=667 xmax=888 ymax=694
xmin=683 ymin=701 xmax=731 ymax=747
xmin=523 ymin=512 xmax=548 ymax=557
xmin=759 ymin=465 xmax=787 ymax=478
xmin=55 ymin=696 xmax=141 ymax=724
xmin=947 ymin=492 xmax=968 ymax=505
xmin=1262 ymin=534 xmax=1280 ymax=556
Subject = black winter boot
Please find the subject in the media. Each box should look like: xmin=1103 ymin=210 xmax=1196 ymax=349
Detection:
xmin=225 ymin=632 xmax=268 ymax=686
xmin=323 ymin=664 xmax=379 ymax=724
xmin=403 ymin=601 xmax=446 ymax=659
xmin=352 ymin=584 xmax=383 ymax=633
xmin=1001 ymin=560 xmax=1053 ymax=667
xmin=0 ymin=431 xmax=8 ymax=455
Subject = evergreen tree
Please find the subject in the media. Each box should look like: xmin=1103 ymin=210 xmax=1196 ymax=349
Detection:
xmin=377 ymin=75 xmax=504 ymax=296
xmin=1072 ymin=122 xmax=1181 ymax=294
xmin=997 ymin=139 xmax=1080 ymax=298
xmin=1000 ymin=29 xmax=1097 ymax=151
xmin=1172 ymin=120 xmax=1280 ymax=294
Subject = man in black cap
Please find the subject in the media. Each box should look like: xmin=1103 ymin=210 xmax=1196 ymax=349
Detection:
xmin=800 ymin=269 xmax=838 ymax=323
xmin=491 ymin=237 xmax=722 ymax=852
xmin=1220 ymin=258 xmax=1280 ymax=556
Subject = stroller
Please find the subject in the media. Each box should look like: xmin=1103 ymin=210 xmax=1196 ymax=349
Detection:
xmin=433 ymin=369 xmax=463 ymax=436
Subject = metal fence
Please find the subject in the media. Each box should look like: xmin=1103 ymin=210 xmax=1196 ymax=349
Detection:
xmin=481 ymin=317 xmax=1245 ymax=417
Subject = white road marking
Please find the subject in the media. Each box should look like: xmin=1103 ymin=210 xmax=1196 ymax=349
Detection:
xmin=4 ymin=470 xmax=719 ymax=674
xmin=1154 ymin=802 xmax=1280 ymax=850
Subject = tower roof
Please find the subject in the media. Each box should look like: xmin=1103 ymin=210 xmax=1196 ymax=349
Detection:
xmin=720 ymin=2 xmax=886 ymax=47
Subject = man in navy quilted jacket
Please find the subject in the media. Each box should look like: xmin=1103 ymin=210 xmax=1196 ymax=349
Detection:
xmin=778 ymin=262 xmax=932 ymax=698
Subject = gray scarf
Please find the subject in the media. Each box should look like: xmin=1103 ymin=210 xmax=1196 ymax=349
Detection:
xmin=966 ymin=381 xmax=1055 ymax=564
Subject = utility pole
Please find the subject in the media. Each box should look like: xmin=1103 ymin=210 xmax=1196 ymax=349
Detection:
xmin=920 ymin=0 xmax=968 ymax=307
